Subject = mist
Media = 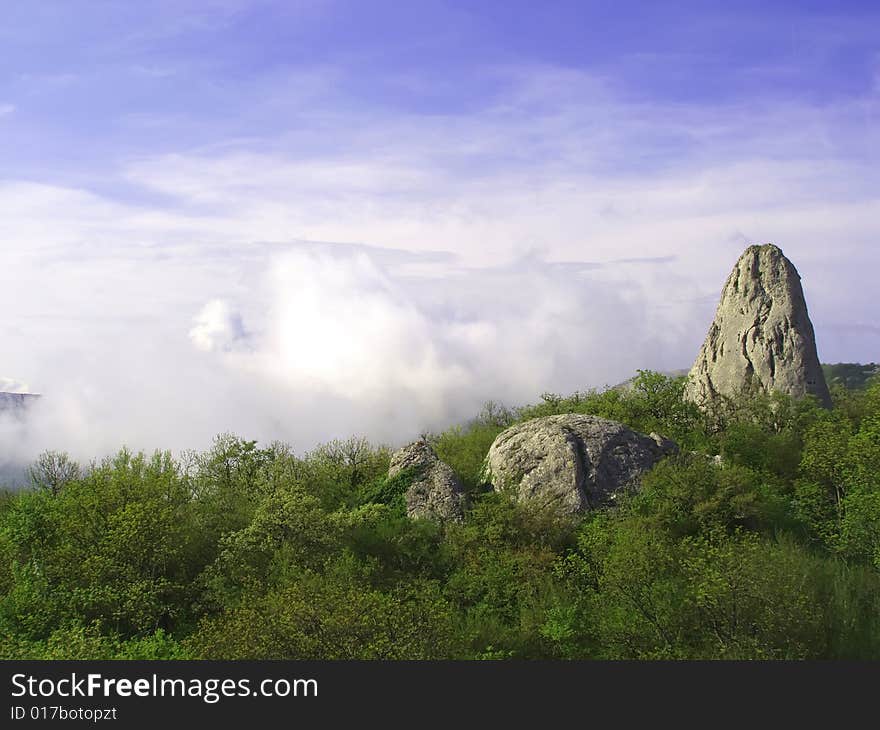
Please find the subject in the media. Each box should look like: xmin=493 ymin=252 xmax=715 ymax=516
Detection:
xmin=0 ymin=240 xmax=710 ymax=478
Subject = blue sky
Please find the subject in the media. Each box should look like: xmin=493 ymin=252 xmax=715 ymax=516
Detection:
xmin=1 ymin=1 xmax=878 ymax=457
xmin=3 ymin=1 xmax=878 ymax=175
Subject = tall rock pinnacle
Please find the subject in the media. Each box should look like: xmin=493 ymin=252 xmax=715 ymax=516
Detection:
xmin=684 ymin=243 xmax=832 ymax=409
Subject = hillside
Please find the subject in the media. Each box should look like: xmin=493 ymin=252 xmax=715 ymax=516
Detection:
xmin=0 ymin=238 xmax=876 ymax=660
xmin=1 ymin=370 xmax=879 ymax=660
xmin=0 ymin=392 xmax=39 ymax=412
xmin=613 ymin=363 xmax=875 ymax=394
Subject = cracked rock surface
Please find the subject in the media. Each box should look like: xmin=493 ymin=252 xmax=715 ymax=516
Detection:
xmin=388 ymin=440 xmax=466 ymax=522
xmin=483 ymin=414 xmax=678 ymax=515
xmin=684 ymin=243 xmax=831 ymax=408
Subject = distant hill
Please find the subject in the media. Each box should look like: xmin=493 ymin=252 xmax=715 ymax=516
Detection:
xmin=822 ymin=363 xmax=880 ymax=390
xmin=0 ymin=392 xmax=40 ymax=414
xmin=609 ymin=369 xmax=689 ymax=392
xmin=0 ymin=393 xmax=39 ymax=489
xmin=612 ymin=364 xmax=878 ymax=394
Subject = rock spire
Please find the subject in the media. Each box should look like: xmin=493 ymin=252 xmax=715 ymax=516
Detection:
xmin=684 ymin=243 xmax=831 ymax=408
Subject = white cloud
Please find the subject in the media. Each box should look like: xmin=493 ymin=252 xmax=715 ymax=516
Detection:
xmin=0 ymin=104 xmax=15 ymax=117
xmin=0 ymin=377 xmax=30 ymax=393
xmin=189 ymin=299 xmax=247 ymax=352
xmin=1 ymin=65 xmax=878 ymax=471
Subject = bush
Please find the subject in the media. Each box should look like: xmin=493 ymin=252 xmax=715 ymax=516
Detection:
xmin=2 ymin=371 xmax=879 ymax=659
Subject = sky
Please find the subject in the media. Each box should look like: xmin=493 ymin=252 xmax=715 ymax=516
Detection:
xmin=1 ymin=0 xmax=878 ymax=465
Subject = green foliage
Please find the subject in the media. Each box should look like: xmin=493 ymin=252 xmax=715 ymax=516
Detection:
xmin=1 ymin=450 xmax=198 ymax=637
xmin=518 ymin=371 xmax=708 ymax=450
xmin=1 ymin=624 xmax=189 ymax=660
xmin=822 ymin=362 xmax=880 ymax=391
xmin=186 ymin=571 xmax=457 ymax=660
xmin=301 ymin=437 xmax=391 ymax=509
xmin=630 ymin=456 xmax=788 ymax=538
xmin=1 ymin=370 xmax=879 ymax=659
xmin=438 ymin=493 xmax=578 ymax=658
xmin=355 ymin=466 xmax=420 ymax=515
xmin=28 ymin=450 xmax=80 ymax=495
xmin=430 ymin=401 xmax=516 ymax=493
xmin=558 ymin=517 xmax=880 ymax=659
xmin=793 ymin=398 xmax=880 ymax=567
xmin=432 ymin=423 xmax=505 ymax=493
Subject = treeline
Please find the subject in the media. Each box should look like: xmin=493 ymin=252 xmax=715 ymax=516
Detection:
xmin=1 ymin=372 xmax=879 ymax=659
xmin=822 ymin=362 xmax=880 ymax=391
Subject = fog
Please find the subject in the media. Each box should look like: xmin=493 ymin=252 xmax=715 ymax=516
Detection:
xmin=1 ymin=240 xmax=710 ymax=476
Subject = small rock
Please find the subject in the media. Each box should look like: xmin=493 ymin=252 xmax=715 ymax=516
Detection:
xmin=389 ymin=440 xmax=466 ymax=522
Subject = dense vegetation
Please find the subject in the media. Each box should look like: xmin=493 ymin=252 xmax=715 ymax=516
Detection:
xmin=2 ymin=371 xmax=879 ymax=659
xmin=822 ymin=362 xmax=880 ymax=391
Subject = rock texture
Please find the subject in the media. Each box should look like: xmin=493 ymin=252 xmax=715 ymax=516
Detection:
xmin=483 ymin=414 xmax=677 ymax=514
xmin=684 ymin=244 xmax=831 ymax=408
xmin=388 ymin=440 xmax=466 ymax=522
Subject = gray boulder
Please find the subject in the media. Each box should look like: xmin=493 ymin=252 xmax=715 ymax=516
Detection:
xmin=388 ymin=440 xmax=466 ymax=522
xmin=684 ymin=243 xmax=831 ymax=408
xmin=483 ymin=414 xmax=678 ymax=514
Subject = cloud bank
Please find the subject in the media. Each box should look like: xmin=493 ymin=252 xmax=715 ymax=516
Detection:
xmin=1 ymin=65 xmax=878 ymax=476
xmin=1 ymin=240 xmax=701 ymax=474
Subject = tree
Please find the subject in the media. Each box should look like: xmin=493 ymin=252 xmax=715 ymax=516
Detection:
xmin=28 ymin=451 xmax=81 ymax=495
